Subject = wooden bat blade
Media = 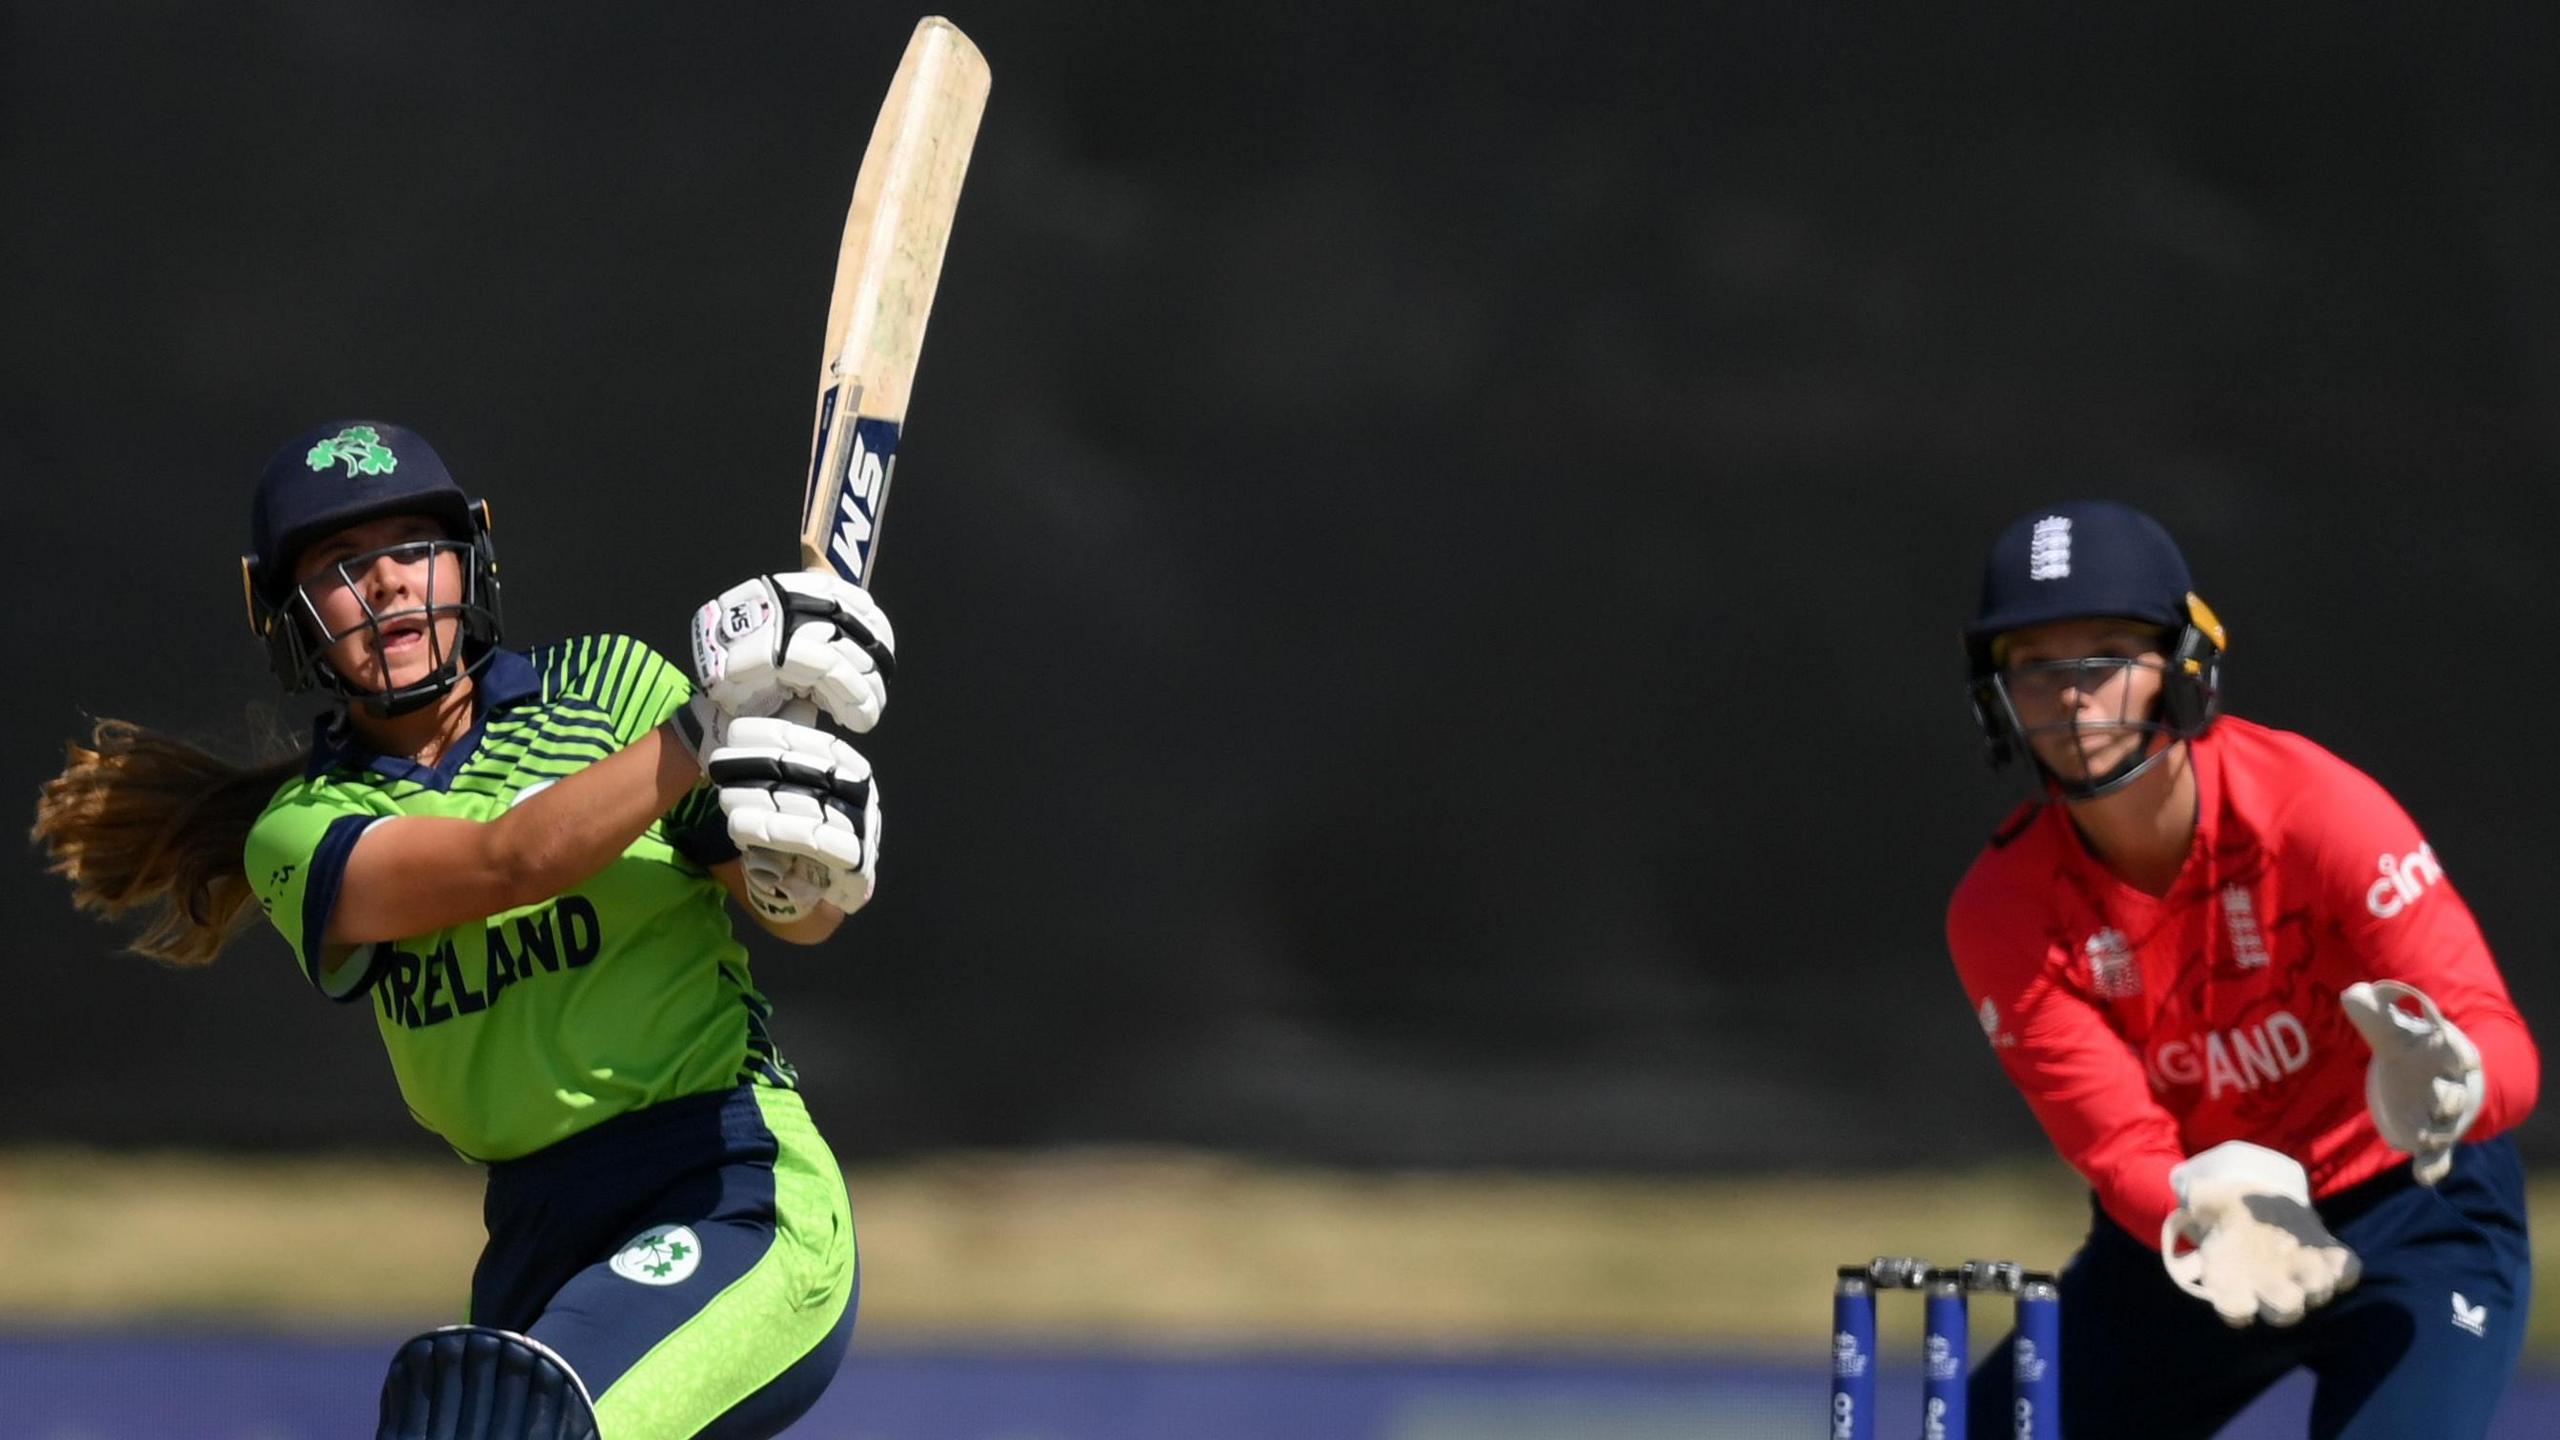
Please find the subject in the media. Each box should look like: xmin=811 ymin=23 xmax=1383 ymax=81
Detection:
xmin=799 ymin=15 xmax=991 ymax=590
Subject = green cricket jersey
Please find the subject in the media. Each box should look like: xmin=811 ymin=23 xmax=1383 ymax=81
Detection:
xmin=245 ymin=637 xmax=794 ymax=1161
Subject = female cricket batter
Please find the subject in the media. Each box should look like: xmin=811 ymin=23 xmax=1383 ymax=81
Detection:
xmin=34 ymin=420 xmax=896 ymax=1440
xmin=1947 ymin=499 xmax=2539 ymax=1438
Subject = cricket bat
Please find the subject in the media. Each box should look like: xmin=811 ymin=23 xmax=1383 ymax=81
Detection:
xmin=797 ymin=15 xmax=991 ymax=592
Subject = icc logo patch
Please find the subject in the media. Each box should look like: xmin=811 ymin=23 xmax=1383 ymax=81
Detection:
xmin=610 ymin=1224 xmax=703 ymax=1287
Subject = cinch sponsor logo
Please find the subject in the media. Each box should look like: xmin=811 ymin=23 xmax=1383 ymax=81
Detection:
xmin=1924 ymin=1397 xmax=1950 ymax=1439
xmin=2014 ymin=1399 xmax=2036 ymax=1438
xmin=374 ymin=894 xmax=602 ymax=1030
xmin=827 ymin=417 xmax=900 ymax=585
xmin=2146 ymin=1010 xmax=2311 ymax=1099
xmin=2366 ymin=842 xmax=2444 ymax=920
xmin=1832 ymin=1392 xmax=1855 ymax=1439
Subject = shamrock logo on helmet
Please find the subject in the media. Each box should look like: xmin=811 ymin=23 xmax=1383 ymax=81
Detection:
xmin=305 ymin=425 xmax=399 ymax=478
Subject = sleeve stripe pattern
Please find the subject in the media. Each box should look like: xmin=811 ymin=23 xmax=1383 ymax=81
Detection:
xmin=457 ymin=637 xmax=644 ymax=793
xmin=530 ymin=635 xmax=695 ymax=743
xmin=527 ymin=634 xmax=733 ymax=867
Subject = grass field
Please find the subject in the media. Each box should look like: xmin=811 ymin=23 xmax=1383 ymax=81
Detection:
xmin=2 ymin=1148 xmax=2552 ymax=1361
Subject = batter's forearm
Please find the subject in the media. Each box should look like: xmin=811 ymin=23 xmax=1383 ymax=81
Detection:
xmin=493 ymin=722 xmax=700 ymax=893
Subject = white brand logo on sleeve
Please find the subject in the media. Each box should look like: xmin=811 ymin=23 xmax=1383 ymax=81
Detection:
xmin=2146 ymin=1011 xmax=2312 ymax=1098
xmin=2366 ymin=843 xmax=2444 ymax=919
xmin=2028 ymin=516 xmax=2073 ymax=580
xmin=2221 ymin=886 xmax=2269 ymax=969
xmin=1977 ymin=997 xmax=2014 ymax=1049
xmin=2452 ymin=1291 xmax=2488 ymax=1337
xmin=610 ymin=1224 xmax=702 ymax=1287
xmin=2083 ymin=928 xmax=2140 ymax=997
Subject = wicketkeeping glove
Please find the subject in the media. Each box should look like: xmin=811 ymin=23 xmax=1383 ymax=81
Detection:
xmin=690 ymin=570 xmax=896 ymax=734
xmin=2340 ymin=980 xmax=2485 ymax=1186
xmin=706 ymin=716 xmax=881 ymax=916
xmin=2160 ymin=1140 xmax=2360 ymax=1327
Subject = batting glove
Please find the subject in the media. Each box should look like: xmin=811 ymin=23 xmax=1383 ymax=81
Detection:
xmin=736 ymin=847 xmax=830 ymax=924
xmin=2340 ymin=980 xmax=2485 ymax=1186
xmin=2160 ymin=1140 xmax=2360 ymax=1327
xmin=690 ymin=571 xmax=896 ymax=735
xmin=706 ymin=716 xmax=881 ymax=915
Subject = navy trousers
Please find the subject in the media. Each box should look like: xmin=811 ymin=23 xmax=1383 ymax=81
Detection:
xmin=1968 ymin=1137 xmax=2530 ymax=1439
xmin=472 ymin=1086 xmax=859 ymax=1440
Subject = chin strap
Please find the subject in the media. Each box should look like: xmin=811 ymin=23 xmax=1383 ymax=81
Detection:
xmin=2038 ymin=726 xmax=2177 ymax=801
xmin=348 ymin=643 xmax=482 ymax=718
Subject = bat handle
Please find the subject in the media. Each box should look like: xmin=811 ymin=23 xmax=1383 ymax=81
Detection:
xmin=777 ymin=698 xmax=822 ymax=729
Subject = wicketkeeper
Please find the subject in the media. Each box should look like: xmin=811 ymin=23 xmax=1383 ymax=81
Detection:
xmin=1948 ymin=500 xmax=2538 ymax=1438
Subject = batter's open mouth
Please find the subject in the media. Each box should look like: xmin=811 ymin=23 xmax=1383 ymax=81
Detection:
xmin=373 ymin=616 xmax=431 ymax=655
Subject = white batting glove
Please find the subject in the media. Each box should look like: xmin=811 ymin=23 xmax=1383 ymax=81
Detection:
xmin=738 ymin=847 xmax=829 ymax=924
xmin=707 ymin=716 xmax=881 ymax=915
xmin=690 ymin=571 xmax=895 ymax=734
xmin=2160 ymin=1140 xmax=2360 ymax=1327
xmin=2340 ymin=980 xmax=2485 ymax=1186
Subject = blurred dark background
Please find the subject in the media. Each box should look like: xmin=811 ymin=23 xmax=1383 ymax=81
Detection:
xmin=5 ymin=1 xmax=2555 ymax=1171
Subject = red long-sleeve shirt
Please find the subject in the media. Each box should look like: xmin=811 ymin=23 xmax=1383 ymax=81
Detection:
xmin=1947 ymin=715 xmax=2538 ymax=1247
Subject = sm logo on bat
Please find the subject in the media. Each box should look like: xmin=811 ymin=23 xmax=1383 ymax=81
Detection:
xmin=805 ymin=387 xmax=901 ymax=587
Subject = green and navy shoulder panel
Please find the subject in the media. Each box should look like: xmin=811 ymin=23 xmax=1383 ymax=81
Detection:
xmin=246 ymin=637 xmax=738 ymax=1000
xmin=519 ymin=633 xmax=730 ymax=858
xmin=244 ymin=636 xmax=784 ymax=1161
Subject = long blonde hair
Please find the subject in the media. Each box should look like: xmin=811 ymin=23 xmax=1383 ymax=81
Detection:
xmin=31 ymin=718 xmax=307 ymax=966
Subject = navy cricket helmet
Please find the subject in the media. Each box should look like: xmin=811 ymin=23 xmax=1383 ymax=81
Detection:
xmin=1962 ymin=500 xmax=2227 ymax=797
xmin=240 ymin=421 xmax=502 ymax=717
